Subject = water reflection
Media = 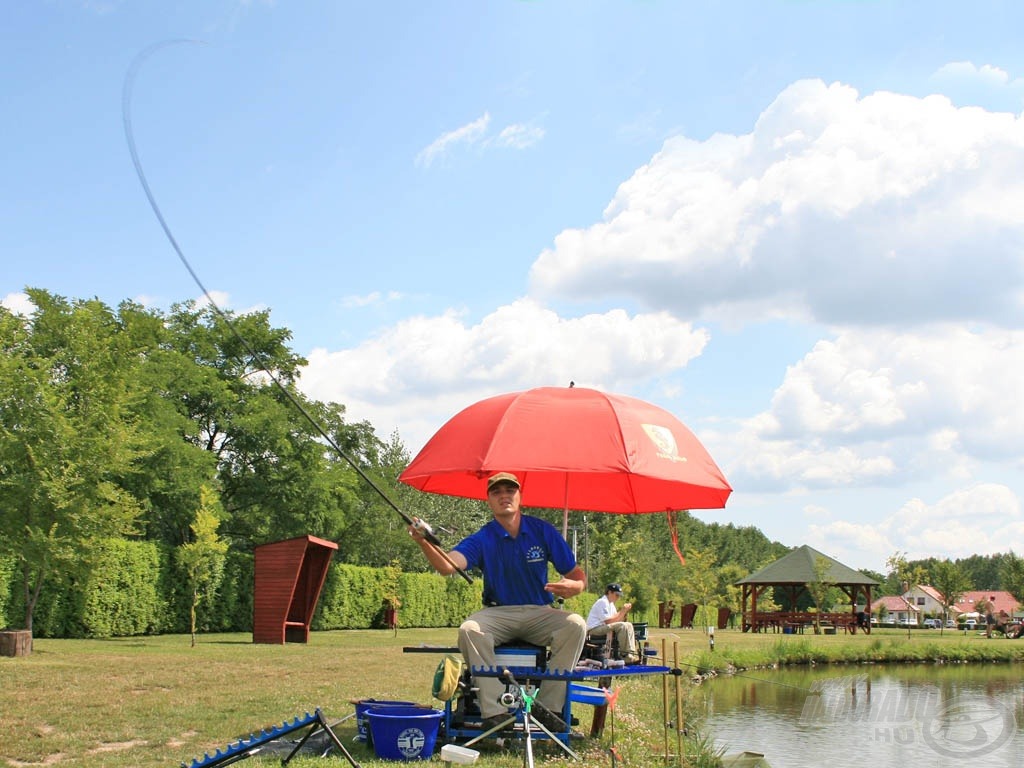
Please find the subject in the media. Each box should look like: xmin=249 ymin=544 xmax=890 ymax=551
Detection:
xmin=702 ymin=665 xmax=1024 ymax=767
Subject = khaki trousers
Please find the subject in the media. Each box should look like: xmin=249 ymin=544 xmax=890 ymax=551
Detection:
xmin=588 ymin=620 xmax=637 ymax=658
xmin=458 ymin=605 xmax=587 ymax=719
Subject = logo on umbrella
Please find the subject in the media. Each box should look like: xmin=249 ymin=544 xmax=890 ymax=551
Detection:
xmin=641 ymin=424 xmax=686 ymax=462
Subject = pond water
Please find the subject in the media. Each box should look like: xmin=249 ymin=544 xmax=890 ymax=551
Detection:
xmin=700 ymin=664 xmax=1024 ymax=767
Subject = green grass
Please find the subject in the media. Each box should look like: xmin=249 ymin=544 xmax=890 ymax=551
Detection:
xmin=1 ymin=626 xmax=1020 ymax=768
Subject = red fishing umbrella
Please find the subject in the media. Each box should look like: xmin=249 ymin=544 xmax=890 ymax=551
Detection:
xmin=398 ymin=386 xmax=731 ymax=560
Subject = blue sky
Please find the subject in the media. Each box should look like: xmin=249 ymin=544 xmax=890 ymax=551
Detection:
xmin=5 ymin=1 xmax=1024 ymax=574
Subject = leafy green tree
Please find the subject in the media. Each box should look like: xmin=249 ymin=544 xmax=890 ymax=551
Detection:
xmin=160 ymin=302 xmax=370 ymax=546
xmin=678 ymin=547 xmax=718 ymax=631
xmin=806 ymin=556 xmax=835 ymax=634
xmin=0 ymin=292 xmax=147 ymax=632
xmin=951 ymin=553 xmax=1001 ymax=590
xmin=886 ymin=551 xmax=928 ymax=635
xmin=717 ymin=562 xmax=748 ymax=627
xmin=886 ymin=551 xmax=929 ymax=592
xmin=930 ymin=559 xmax=970 ymax=633
xmin=110 ymin=300 xmax=218 ymax=546
xmin=178 ymin=485 xmax=229 ymax=646
xmin=999 ymin=551 xmax=1024 ymax=603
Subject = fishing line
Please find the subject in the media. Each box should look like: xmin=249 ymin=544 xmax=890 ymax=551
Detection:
xmin=122 ymin=42 xmax=471 ymax=583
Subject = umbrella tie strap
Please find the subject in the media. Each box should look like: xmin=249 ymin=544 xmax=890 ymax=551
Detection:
xmin=666 ymin=511 xmax=688 ymax=566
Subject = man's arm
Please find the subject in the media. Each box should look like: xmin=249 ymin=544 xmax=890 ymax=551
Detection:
xmin=546 ymin=565 xmax=586 ymax=599
xmin=605 ymin=600 xmax=633 ymax=623
xmin=408 ymin=523 xmax=468 ymax=575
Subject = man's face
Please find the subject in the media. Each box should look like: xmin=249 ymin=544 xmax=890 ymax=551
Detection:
xmin=608 ymin=591 xmax=621 ymax=603
xmin=486 ymin=481 xmax=520 ymax=518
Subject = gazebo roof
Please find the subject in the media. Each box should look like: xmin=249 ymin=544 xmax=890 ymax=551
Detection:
xmin=735 ymin=544 xmax=879 ymax=587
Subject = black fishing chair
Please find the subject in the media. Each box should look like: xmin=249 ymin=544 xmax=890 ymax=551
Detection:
xmin=580 ymin=630 xmax=618 ymax=663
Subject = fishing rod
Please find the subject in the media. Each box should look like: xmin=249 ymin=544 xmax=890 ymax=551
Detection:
xmin=122 ymin=42 xmax=471 ymax=583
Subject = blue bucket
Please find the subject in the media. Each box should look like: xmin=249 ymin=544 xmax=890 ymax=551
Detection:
xmin=354 ymin=699 xmax=416 ymax=744
xmin=366 ymin=705 xmax=443 ymax=761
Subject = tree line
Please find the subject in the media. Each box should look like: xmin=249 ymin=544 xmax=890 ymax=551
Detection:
xmin=2 ymin=289 xmax=1020 ymax=638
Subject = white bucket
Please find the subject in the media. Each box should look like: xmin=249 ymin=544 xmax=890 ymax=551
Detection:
xmin=440 ymin=744 xmax=480 ymax=764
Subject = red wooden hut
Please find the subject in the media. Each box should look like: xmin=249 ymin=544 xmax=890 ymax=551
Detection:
xmin=253 ymin=535 xmax=338 ymax=644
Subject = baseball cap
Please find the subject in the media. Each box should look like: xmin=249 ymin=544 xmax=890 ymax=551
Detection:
xmin=607 ymin=583 xmax=622 ymax=594
xmin=486 ymin=472 xmax=521 ymax=491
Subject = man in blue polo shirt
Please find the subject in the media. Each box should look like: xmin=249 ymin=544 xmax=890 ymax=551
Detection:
xmin=409 ymin=471 xmax=587 ymax=734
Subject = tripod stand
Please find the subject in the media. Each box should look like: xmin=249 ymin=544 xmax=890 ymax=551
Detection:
xmin=463 ymin=669 xmax=579 ymax=766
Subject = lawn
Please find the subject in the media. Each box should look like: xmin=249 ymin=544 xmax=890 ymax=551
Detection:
xmin=1 ymin=626 xmax=1017 ymax=768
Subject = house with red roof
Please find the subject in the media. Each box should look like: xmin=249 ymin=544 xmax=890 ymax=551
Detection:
xmin=870 ymin=595 xmax=919 ymax=624
xmin=951 ymin=590 xmax=1020 ymax=621
xmin=902 ymin=584 xmax=946 ymax=616
xmin=873 ymin=587 xmax=1020 ymax=625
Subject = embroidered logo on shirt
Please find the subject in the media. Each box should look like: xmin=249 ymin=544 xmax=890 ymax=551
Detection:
xmin=526 ymin=545 xmax=545 ymax=563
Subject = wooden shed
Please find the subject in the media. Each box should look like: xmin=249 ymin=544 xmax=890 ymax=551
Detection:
xmin=253 ymin=535 xmax=338 ymax=644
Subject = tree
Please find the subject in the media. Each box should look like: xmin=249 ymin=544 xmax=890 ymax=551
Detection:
xmin=1000 ymin=551 xmax=1024 ymax=604
xmin=678 ymin=548 xmax=718 ymax=631
xmin=716 ymin=562 xmax=747 ymax=628
xmin=806 ymin=556 xmax=835 ymax=634
xmin=886 ymin=551 xmax=928 ymax=636
xmin=178 ymin=485 xmax=229 ymax=646
xmin=0 ymin=292 xmax=147 ymax=633
xmin=111 ymin=300 xmax=219 ymax=546
xmin=161 ymin=302 xmax=367 ymax=546
xmin=930 ymin=559 xmax=970 ymax=634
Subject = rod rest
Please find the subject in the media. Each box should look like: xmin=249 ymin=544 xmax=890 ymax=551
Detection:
xmin=471 ymin=665 xmax=671 ymax=679
xmin=183 ymin=711 xmax=320 ymax=768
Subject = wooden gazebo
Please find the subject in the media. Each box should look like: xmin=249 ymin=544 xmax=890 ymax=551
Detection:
xmin=736 ymin=545 xmax=878 ymax=634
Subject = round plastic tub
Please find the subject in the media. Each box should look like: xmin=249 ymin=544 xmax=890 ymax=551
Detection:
xmin=366 ymin=705 xmax=444 ymax=761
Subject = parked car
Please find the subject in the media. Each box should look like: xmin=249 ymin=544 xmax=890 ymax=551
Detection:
xmin=922 ymin=618 xmax=941 ymax=629
xmin=964 ymin=619 xmax=978 ymax=629
xmin=899 ymin=618 xmax=918 ymax=626
xmin=945 ymin=619 xmax=956 ymax=628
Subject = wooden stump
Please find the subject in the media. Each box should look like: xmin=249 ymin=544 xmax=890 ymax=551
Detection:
xmin=0 ymin=629 xmax=33 ymax=657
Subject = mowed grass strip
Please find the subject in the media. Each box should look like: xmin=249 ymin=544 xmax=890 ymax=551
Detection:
xmin=1 ymin=627 xmax=1019 ymax=768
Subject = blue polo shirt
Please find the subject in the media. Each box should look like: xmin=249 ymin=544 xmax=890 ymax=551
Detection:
xmin=454 ymin=514 xmax=577 ymax=607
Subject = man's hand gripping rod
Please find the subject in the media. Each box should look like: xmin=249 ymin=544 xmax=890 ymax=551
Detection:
xmin=410 ymin=517 xmax=471 ymax=581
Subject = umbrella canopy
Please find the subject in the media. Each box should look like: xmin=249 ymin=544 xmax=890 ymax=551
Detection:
xmin=399 ymin=386 xmax=731 ymax=514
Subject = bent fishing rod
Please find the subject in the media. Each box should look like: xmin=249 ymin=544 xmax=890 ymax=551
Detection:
xmin=122 ymin=42 xmax=471 ymax=583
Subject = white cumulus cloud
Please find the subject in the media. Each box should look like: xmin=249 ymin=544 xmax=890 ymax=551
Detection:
xmin=1 ymin=292 xmax=34 ymax=315
xmin=530 ymin=78 xmax=1024 ymax=329
xmin=807 ymin=483 xmax=1024 ymax=571
xmin=298 ymin=298 xmax=708 ymax=452
xmin=724 ymin=325 xmax=1024 ymax=492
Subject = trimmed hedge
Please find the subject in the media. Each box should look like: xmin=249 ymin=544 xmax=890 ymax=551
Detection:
xmin=79 ymin=538 xmax=165 ymax=637
xmin=0 ymin=553 xmax=14 ymax=628
xmin=21 ymin=538 xmax=165 ymax=638
xmin=2 ymin=543 xmax=601 ymax=638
